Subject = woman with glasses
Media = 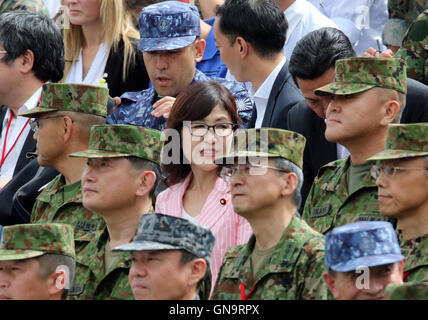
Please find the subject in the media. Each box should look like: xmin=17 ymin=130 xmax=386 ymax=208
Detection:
xmin=156 ymin=81 xmax=252 ymax=290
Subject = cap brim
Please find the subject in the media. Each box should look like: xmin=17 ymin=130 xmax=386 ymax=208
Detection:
xmin=18 ymin=107 xmax=58 ymax=118
xmin=329 ymin=254 xmax=405 ymax=272
xmin=314 ymin=82 xmax=375 ymax=96
xmin=0 ymin=249 xmax=45 ymax=261
xmin=138 ymin=35 xmax=196 ymax=52
xmin=367 ymin=150 xmax=428 ymax=161
xmin=69 ymin=149 xmax=133 ymax=158
xmin=215 ymin=151 xmax=279 ymax=166
xmin=112 ymin=240 xmax=181 ymax=252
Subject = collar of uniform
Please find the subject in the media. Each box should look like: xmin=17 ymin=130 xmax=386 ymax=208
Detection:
xmin=201 ymin=18 xmax=217 ymax=61
xmin=400 ymin=234 xmax=428 ymax=273
xmin=319 ymin=156 xmax=350 ymax=192
xmin=37 ymin=173 xmax=64 ymax=201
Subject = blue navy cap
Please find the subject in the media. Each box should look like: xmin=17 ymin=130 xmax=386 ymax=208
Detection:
xmin=138 ymin=1 xmax=201 ymax=52
xmin=325 ymin=221 xmax=404 ymax=272
xmin=113 ymin=213 xmax=215 ymax=265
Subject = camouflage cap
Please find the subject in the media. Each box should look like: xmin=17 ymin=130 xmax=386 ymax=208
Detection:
xmin=325 ymin=221 xmax=404 ymax=272
xmin=0 ymin=223 xmax=75 ymax=261
xmin=138 ymin=1 xmax=201 ymax=52
xmin=368 ymin=123 xmax=428 ymax=161
xmin=113 ymin=213 xmax=215 ymax=265
xmin=215 ymin=128 xmax=306 ymax=169
xmin=314 ymin=57 xmax=407 ymax=96
xmin=69 ymin=125 xmax=163 ymax=165
xmin=19 ymin=83 xmax=108 ymax=118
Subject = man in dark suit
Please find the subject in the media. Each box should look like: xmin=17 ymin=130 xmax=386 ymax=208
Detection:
xmin=0 ymin=11 xmax=63 ymax=224
xmin=214 ymin=0 xmax=303 ymax=129
xmin=287 ymin=27 xmax=428 ymax=211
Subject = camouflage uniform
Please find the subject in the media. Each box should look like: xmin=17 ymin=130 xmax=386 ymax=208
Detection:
xmin=114 ymin=213 xmax=215 ymax=300
xmin=19 ymin=83 xmax=109 ymax=254
xmin=368 ymin=123 xmax=428 ymax=283
xmin=303 ymin=58 xmax=407 ymax=234
xmin=385 ymin=282 xmax=428 ymax=300
xmin=68 ymin=124 xmax=163 ymax=300
xmin=0 ymin=0 xmax=49 ymax=15
xmin=106 ymin=1 xmax=253 ymax=130
xmin=394 ymin=9 xmax=428 ymax=85
xmin=212 ymin=129 xmax=328 ymax=300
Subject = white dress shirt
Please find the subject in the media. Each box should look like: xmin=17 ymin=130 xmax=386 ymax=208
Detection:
xmin=284 ymin=0 xmax=338 ymax=61
xmin=252 ymin=58 xmax=287 ymax=128
xmin=0 ymin=87 xmax=42 ymax=178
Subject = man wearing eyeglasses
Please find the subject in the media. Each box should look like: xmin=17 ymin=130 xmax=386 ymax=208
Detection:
xmin=369 ymin=123 xmax=428 ymax=283
xmin=211 ymin=128 xmax=328 ymax=300
xmin=18 ymin=83 xmax=107 ymax=255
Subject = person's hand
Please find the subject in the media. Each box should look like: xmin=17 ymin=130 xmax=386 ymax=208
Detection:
xmin=151 ymin=96 xmax=176 ymax=119
xmin=0 ymin=178 xmax=11 ymax=189
xmin=362 ymin=47 xmax=394 ymax=58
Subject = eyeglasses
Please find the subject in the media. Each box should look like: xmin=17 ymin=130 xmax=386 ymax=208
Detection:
xmin=371 ymin=164 xmax=428 ymax=179
xmin=220 ymin=163 xmax=290 ymax=182
xmin=29 ymin=115 xmax=70 ymax=132
xmin=183 ymin=122 xmax=238 ymax=137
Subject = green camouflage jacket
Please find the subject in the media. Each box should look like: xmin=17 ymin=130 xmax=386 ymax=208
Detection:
xmin=400 ymin=233 xmax=428 ymax=283
xmin=384 ymin=282 xmax=428 ymax=300
xmin=302 ymin=157 xmax=393 ymax=235
xmin=211 ymin=215 xmax=328 ymax=300
xmin=68 ymin=227 xmax=133 ymax=300
xmin=394 ymin=9 xmax=428 ymax=85
xmin=31 ymin=174 xmax=105 ymax=254
xmin=0 ymin=0 xmax=49 ymax=15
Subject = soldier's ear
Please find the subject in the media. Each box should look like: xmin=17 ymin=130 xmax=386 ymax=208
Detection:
xmin=194 ymin=39 xmax=206 ymax=63
xmin=279 ymin=171 xmax=298 ymax=197
xmin=135 ymin=170 xmax=157 ymax=197
xmin=46 ymin=267 xmax=68 ymax=299
xmin=323 ymin=272 xmax=340 ymax=300
xmin=186 ymin=258 xmax=207 ymax=287
xmin=380 ymin=99 xmax=400 ymax=125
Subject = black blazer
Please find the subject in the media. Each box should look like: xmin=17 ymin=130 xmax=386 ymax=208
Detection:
xmin=249 ymin=62 xmax=304 ymax=129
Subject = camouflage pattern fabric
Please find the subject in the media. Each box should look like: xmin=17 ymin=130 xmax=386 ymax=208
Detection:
xmin=302 ymin=157 xmax=394 ymax=235
xmin=107 ymin=69 xmax=254 ymax=130
xmin=0 ymin=223 xmax=75 ymax=260
xmin=69 ymin=125 xmax=163 ymax=165
xmin=31 ymin=174 xmax=105 ymax=255
xmin=19 ymin=83 xmax=108 ymax=118
xmin=211 ymin=215 xmax=328 ymax=300
xmin=384 ymin=282 xmax=428 ymax=300
xmin=138 ymin=1 xmax=201 ymax=52
xmin=325 ymin=221 xmax=403 ymax=272
xmin=394 ymin=9 xmax=428 ymax=85
xmin=215 ymin=128 xmax=306 ymax=169
xmin=400 ymin=233 xmax=428 ymax=283
xmin=0 ymin=0 xmax=49 ymax=15
xmin=314 ymin=57 xmax=408 ymax=96
xmin=68 ymin=228 xmax=133 ymax=300
xmin=368 ymin=123 xmax=428 ymax=161
xmin=113 ymin=213 xmax=215 ymax=266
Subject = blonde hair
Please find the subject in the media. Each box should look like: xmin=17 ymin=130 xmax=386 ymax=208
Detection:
xmin=63 ymin=0 xmax=140 ymax=82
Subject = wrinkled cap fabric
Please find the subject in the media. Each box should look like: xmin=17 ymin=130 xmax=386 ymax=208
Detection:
xmin=314 ymin=57 xmax=407 ymax=96
xmin=0 ymin=223 xmax=75 ymax=261
xmin=325 ymin=221 xmax=404 ymax=272
xmin=138 ymin=1 xmax=201 ymax=52
xmin=19 ymin=83 xmax=108 ymax=118
xmin=215 ymin=128 xmax=306 ymax=169
xmin=368 ymin=123 xmax=428 ymax=161
xmin=113 ymin=213 xmax=215 ymax=265
xmin=69 ymin=125 xmax=163 ymax=165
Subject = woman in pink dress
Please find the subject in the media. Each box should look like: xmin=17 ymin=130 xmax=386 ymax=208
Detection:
xmin=156 ymin=81 xmax=252 ymax=289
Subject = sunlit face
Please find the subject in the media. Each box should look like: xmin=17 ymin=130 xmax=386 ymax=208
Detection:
xmin=376 ymin=157 xmax=428 ymax=218
xmin=129 ymin=250 xmax=194 ymax=300
xmin=181 ymin=105 xmax=234 ymax=172
xmin=65 ymin=0 xmax=101 ymax=26
xmin=0 ymin=258 xmax=51 ymax=300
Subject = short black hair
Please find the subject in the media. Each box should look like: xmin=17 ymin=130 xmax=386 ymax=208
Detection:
xmin=0 ymin=11 xmax=64 ymax=82
xmin=289 ymin=27 xmax=356 ymax=82
xmin=216 ymin=0 xmax=287 ymax=57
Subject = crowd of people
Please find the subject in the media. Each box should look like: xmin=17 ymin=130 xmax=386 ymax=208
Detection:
xmin=0 ymin=0 xmax=427 ymax=301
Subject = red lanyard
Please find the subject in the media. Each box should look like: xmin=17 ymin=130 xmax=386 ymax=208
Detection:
xmin=240 ymin=281 xmax=257 ymax=300
xmin=1 ymin=111 xmax=30 ymax=171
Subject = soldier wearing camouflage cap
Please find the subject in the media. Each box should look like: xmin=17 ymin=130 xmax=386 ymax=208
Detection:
xmin=211 ymin=128 xmax=328 ymax=300
xmin=0 ymin=223 xmax=76 ymax=300
xmin=16 ymin=84 xmax=107 ymax=273
xmin=302 ymin=57 xmax=408 ymax=234
xmin=324 ymin=221 xmax=404 ymax=300
xmin=113 ymin=213 xmax=215 ymax=300
xmin=107 ymin=0 xmax=253 ymax=131
xmin=66 ymin=124 xmax=163 ymax=300
xmin=369 ymin=123 xmax=428 ymax=284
